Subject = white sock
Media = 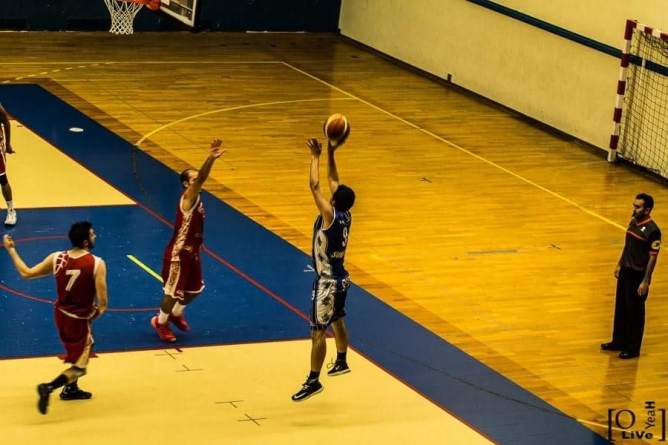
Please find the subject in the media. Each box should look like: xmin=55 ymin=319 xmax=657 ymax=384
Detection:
xmin=6 ymin=200 xmax=13 ymax=210
xmin=158 ymin=310 xmax=169 ymax=324
xmin=171 ymin=303 xmax=185 ymax=317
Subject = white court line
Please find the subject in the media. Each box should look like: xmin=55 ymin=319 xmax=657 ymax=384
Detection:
xmin=136 ymin=97 xmax=356 ymax=146
xmin=279 ymin=61 xmax=626 ymax=232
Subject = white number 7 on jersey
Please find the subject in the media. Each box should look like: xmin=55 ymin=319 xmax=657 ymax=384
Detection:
xmin=65 ymin=269 xmax=81 ymax=291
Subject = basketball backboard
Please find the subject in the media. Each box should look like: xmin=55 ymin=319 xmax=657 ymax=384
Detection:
xmin=159 ymin=0 xmax=198 ymax=27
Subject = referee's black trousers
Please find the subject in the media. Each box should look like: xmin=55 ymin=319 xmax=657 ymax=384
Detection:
xmin=612 ymin=267 xmax=648 ymax=353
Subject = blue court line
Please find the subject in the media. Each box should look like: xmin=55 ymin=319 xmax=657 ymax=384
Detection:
xmin=0 ymin=84 xmax=610 ymax=445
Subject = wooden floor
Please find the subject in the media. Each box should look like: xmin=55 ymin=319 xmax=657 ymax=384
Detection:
xmin=2 ymin=31 xmax=668 ymax=438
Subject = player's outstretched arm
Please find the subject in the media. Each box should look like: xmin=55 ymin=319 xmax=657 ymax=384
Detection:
xmin=3 ymin=234 xmax=55 ymax=279
xmin=183 ymin=139 xmax=227 ymax=210
xmin=307 ymin=138 xmax=334 ymax=227
xmin=326 ymin=141 xmax=341 ymax=194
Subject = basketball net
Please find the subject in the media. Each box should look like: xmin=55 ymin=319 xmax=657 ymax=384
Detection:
xmin=104 ymin=0 xmax=145 ymax=35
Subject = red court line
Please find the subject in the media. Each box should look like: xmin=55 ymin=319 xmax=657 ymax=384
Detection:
xmin=0 ymin=284 xmax=158 ymax=312
xmin=1 ymin=236 xmax=159 ymax=311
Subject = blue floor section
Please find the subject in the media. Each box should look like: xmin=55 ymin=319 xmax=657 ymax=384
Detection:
xmin=0 ymin=85 xmax=611 ymax=445
xmin=0 ymin=206 xmax=307 ymax=357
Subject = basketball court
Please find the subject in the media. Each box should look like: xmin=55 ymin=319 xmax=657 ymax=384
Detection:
xmin=1 ymin=2 xmax=665 ymax=444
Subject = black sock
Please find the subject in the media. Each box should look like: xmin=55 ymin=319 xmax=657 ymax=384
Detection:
xmin=64 ymin=380 xmax=79 ymax=391
xmin=308 ymin=371 xmax=320 ymax=381
xmin=47 ymin=374 xmax=69 ymax=391
xmin=337 ymin=351 xmax=347 ymax=362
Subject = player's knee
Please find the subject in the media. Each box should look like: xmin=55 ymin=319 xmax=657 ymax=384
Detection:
xmin=183 ymin=292 xmax=201 ymax=304
xmin=310 ymin=327 xmax=327 ymax=339
xmin=0 ymin=174 xmax=8 ymax=186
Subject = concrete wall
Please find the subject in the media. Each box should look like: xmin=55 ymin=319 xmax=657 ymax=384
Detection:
xmin=339 ymin=0 xmax=668 ymax=150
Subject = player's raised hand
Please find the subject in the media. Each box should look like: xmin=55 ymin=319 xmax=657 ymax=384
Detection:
xmin=307 ymin=138 xmax=322 ymax=156
xmin=210 ymin=139 xmax=227 ymax=159
xmin=3 ymin=234 xmax=15 ymax=249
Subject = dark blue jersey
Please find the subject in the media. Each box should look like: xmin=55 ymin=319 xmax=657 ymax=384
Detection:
xmin=621 ymin=217 xmax=661 ymax=271
xmin=312 ymin=209 xmax=352 ymax=280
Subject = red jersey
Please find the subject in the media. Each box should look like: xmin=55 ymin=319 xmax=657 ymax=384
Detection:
xmin=53 ymin=251 xmax=100 ymax=319
xmin=165 ymin=193 xmax=205 ymax=261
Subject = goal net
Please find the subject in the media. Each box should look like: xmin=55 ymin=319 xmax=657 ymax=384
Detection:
xmin=610 ymin=20 xmax=668 ymax=178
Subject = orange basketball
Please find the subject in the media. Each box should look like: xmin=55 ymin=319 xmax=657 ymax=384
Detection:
xmin=323 ymin=114 xmax=349 ymax=142
xmin=147 ymin=0 xmax=161 ymax=11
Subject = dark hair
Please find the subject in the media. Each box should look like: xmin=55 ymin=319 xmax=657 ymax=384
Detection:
xmin=68 ymin=221 xmax=93 ymax=249
xmin=180 ymin=168 xmax=196 ymax=189
xmin=333 ymin=185 xmax=356 ymax=212
xmin=637 ymin=193 xmax=655 ymax=210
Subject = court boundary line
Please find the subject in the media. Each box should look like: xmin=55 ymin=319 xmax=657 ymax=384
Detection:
xmin=279 ymin=61 xmax=627 ymax=232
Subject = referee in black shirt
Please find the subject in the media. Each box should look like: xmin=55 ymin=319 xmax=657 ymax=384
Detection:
xmin=602 ymin=193 xmax=661 ymax=359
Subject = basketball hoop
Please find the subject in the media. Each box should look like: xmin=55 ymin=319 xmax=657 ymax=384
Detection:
xmin=104 ymin=0 xmax=146 ymax=35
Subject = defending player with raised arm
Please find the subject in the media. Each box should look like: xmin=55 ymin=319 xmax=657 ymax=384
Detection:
xmin=292 ymin=134 xmax=356 ymax=402
xmin=3 ymin=221 xmax=108 ymax=414
xmin=151 ymin=139 xmax=227 ymax=342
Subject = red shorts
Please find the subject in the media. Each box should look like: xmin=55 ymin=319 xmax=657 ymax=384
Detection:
xmin=161 ymin=253 xmax=204 ymax=299
xmin=54 ymin=308 xmax=93 ymax=368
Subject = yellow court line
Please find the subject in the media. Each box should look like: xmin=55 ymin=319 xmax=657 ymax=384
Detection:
xmin=127 ymin=254 xmax=163 ymax=283
xmin=135 ymin=97 xmax=356 ymax=146
xmin=280 ymin=62 xmax=627 ymax=232
xmin=577 ymin=419 xmax=619 ymax=431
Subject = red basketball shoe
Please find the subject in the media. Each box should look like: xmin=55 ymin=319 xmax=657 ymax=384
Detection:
xmin=169 ymin=313 xmax=191 ymax=332
xmin=151 ymin=316 xmax=177 ymax=342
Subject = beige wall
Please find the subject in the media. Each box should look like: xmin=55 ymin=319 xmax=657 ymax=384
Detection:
xmin=339 ymin=0 xmax=668 ymax=151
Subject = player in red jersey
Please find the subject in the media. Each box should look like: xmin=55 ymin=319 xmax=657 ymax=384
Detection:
xmin=0 ymin=103 xmax=17 ymax=226
xmin=3 ymin=221 xmax=108 ymax=415
xmin=151 ymin=139 xmax=226 ymax=342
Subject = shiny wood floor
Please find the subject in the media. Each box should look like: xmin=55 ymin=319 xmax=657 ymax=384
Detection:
xmin=2 ymin=31 xmax=668 ymax=438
